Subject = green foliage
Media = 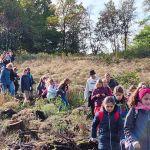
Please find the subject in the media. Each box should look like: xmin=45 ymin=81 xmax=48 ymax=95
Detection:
xmin=114 ymin=71 xmax=140 ymax=88
xmin=133 ymin=25 xmax=150 ymax=48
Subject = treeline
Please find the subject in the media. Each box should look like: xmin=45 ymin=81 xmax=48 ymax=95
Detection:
xmin=0 ymin=0 xmax=149 ymax=56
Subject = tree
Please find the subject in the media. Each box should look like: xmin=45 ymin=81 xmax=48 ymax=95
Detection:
xmin=55 ymin=0 xmax=90 ymax=54
xmin=143 ymin=0 xmax=150 ymax=12
xmin=95 ymin=0 xmax=121 ymax=53
xmin=19 ymin=0 xmax=61 ymax=52
xmin=133 ymin=25 xmax=150 ymax=48
xmin=119 ymin=0 xmax=136 ymax=51
xmin=0 ymin=0 xmax=23 ymax=51
xmin=0 ymin=0 xmax=61 ymax=53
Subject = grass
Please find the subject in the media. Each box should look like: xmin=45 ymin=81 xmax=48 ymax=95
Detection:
xmin=15 ymin=54 xmax=150 ymax=87
xmin=0 ymin=54 xmax=149 ymax=148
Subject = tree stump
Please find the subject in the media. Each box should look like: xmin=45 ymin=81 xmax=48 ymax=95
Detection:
xmin=7 ymin=120 xmax=25 ymax=132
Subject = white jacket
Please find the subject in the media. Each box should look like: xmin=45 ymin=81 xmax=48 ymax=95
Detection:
xmin=84 ymin=75 xmax=100 ymax=100
xmin=47 ymin=85 xmax=57 ymax=99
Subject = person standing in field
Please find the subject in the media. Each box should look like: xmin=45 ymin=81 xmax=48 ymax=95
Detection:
xmin=57 ymin=78 xmax=71 ymax=111
xmin=84 ymin=70 xmax=99 ymax=117
xmin=20 ymin=69 xmax=32 ymax=104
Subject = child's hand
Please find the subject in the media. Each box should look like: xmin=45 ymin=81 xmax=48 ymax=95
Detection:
xmin=101 ymin=93 xmax=105 ymax=97
xmin=89 ymin=138 xmax=97 ymax=143
xmin=133 ymin=141 xmax=141 ymax=149
xmin=96 ymin=94 xmax=100 ymax=97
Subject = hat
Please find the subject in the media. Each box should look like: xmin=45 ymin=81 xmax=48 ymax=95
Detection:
xmin=138 ymin=88 xmax=150 ymax=100
xmin=90 ymin=70 xmax=96 ymax=75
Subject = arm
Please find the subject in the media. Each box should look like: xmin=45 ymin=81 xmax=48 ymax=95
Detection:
xmin=30 ymin=74 xmax=35 ymax=85
xmin=84 ymin=81 xmax=89 ymax=100
xmin=20 ymin=76 xmax=24 ymax=93
xmin=108 ymin=87 xmax=113 ymax=96
xmin=117 ymin=115 xmax=124 ymax=140
xmin=91 ymin=113 xmax=100 ymax=138
xmin=1 ymin=69 xmax=5 ymax=85
xmin=124 ymin=107 xmax=138 ymax=143
xmin=91 ymin=90 xmax=98 ymax=101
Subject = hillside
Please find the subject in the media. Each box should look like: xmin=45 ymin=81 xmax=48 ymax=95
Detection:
xmin=16 ymin=56 xmax=150 ymax=86
xmin=0 ymin=55 xmax=150 ymax=149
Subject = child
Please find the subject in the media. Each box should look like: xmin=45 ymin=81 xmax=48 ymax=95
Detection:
xmin=102 ymin=78 xmax=113 ymax=96
xmin=84 ymin=70 xmax=100 ymax=107
xmin=13 ymin=67 xmax=20 ymax=95
xmin=0 ymin=65 xmax=2 ymax=93
xmin=20 ymin=69 xmax=32 ymax=103
xmin=124 ymin=88 xmax=150 ymax=150
xmin=47 ymin=79 xmax=58 ymax=102
xmin=90 ymin=96 xmax=124 ymax=150
xmin=91 ymin=79 xmax=111 ymax=117
xmin=57 ymin=78 xmax=71 ymax=111
xmin=104 ymin=73 xmax=118 ymax=91
xmin=127 ymin=85 xmax=137 ymax=99
xmin=37 ymin=76 xmax=47 ymax=99
xmin=1 ymin=63 xmax=14 ymax=96
xmin=113 ymin=85 xmax=128 ymax=120
xmin=137 ymin=82 xmax=147 ymax=89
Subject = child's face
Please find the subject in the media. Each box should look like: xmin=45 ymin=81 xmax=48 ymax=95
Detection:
xmin=50 ymin=80 xmax=54 ymax=85
xmin=141 ymin=93 xmax=150 ymax=106
xmin=105 ymin=74 xmax=110 ymax=80
xmin=97 ymin=82 xmax=103 ymax=88
xmin=103 ymin=80 xmax=108 ymax=87
xmin=115 ymin=92 xmax=123 ymax=101
xmin=91 ymin=74 xmax=96 ymax=79
xmin=104 ymin=102 xmax=115 ymax=113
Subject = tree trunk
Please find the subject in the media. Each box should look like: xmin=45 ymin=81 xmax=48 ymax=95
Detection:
xmin=124 ymin=31 xmax=128 ymax=51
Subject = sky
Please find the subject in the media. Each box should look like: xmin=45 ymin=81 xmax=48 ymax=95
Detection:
xmin=51 ymin=0 xmax=147 ymax=53
xmin=51 ymin=0 xmax=146 ymax=24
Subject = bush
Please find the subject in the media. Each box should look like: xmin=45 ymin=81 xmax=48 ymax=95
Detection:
xmin=114 ymin=71 xmax=140 ymax=88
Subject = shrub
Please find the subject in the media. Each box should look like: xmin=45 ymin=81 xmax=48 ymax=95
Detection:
xmin=114 ymin=71 xmax=140 ymax=88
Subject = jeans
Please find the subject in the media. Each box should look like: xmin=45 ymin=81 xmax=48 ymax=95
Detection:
xmin=1 ymin=81 xmax=15 ymax=96
xmin=58 ymin=90 xmax=69 ymax=111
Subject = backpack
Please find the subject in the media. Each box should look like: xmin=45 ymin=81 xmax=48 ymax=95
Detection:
xmin=98 ymin=111 xmax=120 ymax=122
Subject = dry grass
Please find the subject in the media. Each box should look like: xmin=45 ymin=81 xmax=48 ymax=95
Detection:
xmin=15 ymin=56 xmax=150 ymax=86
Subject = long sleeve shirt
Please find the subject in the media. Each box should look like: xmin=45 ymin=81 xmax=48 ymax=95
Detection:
xmin=84 ymin=75 xmax=99 ymax=100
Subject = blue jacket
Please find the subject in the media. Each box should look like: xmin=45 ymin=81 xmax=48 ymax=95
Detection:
xmin=27 ymin=73 xmax=34 ymax=86
xmin=20 ymin=75 xmax=31 ymax=92
xmin=0 ymin=71 xmax=2 ymax=83
xmin=124 ymin=107 xmax=150 ymax=150
xmin=91 ymin=106 xmax=124 ymax=150
xmin=1 ymin=68 xmax=11 ymax=86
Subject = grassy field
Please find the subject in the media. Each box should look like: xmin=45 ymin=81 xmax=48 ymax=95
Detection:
xmin=0 ymin=55 xmax=149 ymax=149
xmin=15 ymin=55 xmax=150 ymax=87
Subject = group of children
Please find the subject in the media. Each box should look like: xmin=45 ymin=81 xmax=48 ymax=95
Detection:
xmin=36 ymin=76 xmax=71 ymax=110
xmin=0 ymin=52 xmax=150 ymax=150
xmin=85 ymin=70 xmax=150 ymax=150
